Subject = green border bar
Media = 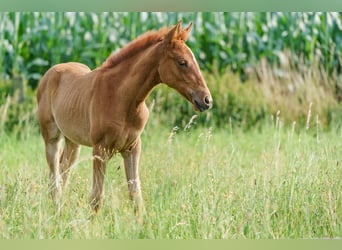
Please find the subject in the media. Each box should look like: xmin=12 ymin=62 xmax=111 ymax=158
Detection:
xmin=2 ymin=240 xmax=342 ymax=250
xmin=0 ymin=0 xmax=342 ymax=11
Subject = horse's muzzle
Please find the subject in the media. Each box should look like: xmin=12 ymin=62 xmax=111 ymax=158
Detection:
xmin=193 ymin=95 xmax=213 ymax=112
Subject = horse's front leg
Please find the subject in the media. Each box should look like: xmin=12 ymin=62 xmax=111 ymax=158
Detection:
xmin=121 ymin=138 xmax=144 ymax=216
xmin=90 ymin=144 xmax=109 ymax=212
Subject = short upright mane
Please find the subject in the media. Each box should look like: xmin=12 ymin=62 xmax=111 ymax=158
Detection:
xmin=101 ymin=27 xmax=169 ymax=69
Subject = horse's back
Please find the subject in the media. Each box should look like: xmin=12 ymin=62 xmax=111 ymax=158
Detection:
xmin=53 ymin=62 xmax=91 ymax=77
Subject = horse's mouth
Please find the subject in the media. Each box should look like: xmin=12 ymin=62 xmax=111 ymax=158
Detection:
xmin=187 ymin=91 xmax=213 ymax=112
xmin=194 ymin=100 xmax=206 ymax=112
xmin=193 ymin=98 xmax=212 ymax=112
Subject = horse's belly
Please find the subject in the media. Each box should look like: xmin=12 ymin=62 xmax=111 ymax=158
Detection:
xmin=55 ymin=117 xmax=92 ymax=146
xmin=63 ymin=125 xmax=92 ymax=146
xmin=53 ymin=97 xmax=92 ymax=146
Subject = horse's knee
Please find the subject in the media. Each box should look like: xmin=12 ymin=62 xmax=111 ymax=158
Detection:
xmin=128 ymin=178 xmax=142 ymax=198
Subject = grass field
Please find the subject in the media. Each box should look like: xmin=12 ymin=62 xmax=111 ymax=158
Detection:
xmin=1 ymin=12 xmax=341 ymax=240
xmin=0 ymin=116 xmax=341 ymax=239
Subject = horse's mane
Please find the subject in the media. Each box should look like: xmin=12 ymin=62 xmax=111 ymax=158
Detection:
xmin=100 ymin=27 xmax=170 ymax=69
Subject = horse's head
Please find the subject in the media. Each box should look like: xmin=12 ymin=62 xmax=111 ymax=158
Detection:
xmin=158 ymin=20 xmax=213 ymax=112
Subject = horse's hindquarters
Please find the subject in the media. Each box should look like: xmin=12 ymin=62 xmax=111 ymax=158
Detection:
xmin=39 ymin=63 xmax=94 ymax=147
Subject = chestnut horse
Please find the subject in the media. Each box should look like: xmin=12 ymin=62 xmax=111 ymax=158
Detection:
xmin=37 ymin=21 xmax=213 ymax=214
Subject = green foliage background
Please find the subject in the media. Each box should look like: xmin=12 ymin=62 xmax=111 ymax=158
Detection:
xmin=0 ymin=12 xmax=342 ymax=134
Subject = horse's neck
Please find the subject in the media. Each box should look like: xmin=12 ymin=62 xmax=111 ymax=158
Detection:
xmin=101 ymin=44 xmax=162 ymax=107
xmin=131 ymin=46 xmax=162 ymax=104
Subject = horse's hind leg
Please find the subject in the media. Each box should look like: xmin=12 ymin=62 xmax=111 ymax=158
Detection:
xmin=40 ymin=121 xmax=63 ymax=206
xmin=60 ymin=138 xmax=80 ymax=188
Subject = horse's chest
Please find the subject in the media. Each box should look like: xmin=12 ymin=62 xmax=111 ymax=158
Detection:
xmin=103 ymin=124 xmax=142 ymax=152
xmin=99 ymin=112 xmax=148 ymax=152
xmin=90 ymin=102 xmax=149 ymax=152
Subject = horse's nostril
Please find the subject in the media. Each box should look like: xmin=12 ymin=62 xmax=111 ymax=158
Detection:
xmin=204 ymin=96 xmax=211 ymax=106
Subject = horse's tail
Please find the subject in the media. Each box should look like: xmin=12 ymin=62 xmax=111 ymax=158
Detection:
xmin=36 ymin=65 xmax=64 ymax=130
xmin=37 ymin=65 xmax=62 ymax=104
xmin=36 ymin=71 xmax=47 ymax=103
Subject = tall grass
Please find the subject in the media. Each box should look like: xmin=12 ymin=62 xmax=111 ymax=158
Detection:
xmin=0 ymin=87 xmax=37 ymax=138
xmin=0 ymin=12 xmax=341 ymax=239
xmin=0 ymin=116 xmax=341 ymax=239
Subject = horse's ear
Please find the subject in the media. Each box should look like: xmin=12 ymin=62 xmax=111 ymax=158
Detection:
xmin=164 ymin=20 xmax=182 ymax=44
xmin=181 ymin=22 xmax=193 ymax=41
xmin=175 ymin=19 xmax=182 ymax=33
xmin=184 ymin=22 xmax=193 ymax=34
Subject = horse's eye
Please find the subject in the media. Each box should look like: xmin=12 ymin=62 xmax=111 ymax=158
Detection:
xmin=178 ymin=59 xmax=187 ymax=67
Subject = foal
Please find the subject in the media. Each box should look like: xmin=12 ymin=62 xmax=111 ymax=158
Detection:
xmin=37 ymin=20 xmax=212 ymax=213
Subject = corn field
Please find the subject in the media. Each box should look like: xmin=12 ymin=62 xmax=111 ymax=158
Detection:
xmin=0 ymin=12 xmax=342 ymax=133
xmin=1 ymin=12 xmax=342 ymax=88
